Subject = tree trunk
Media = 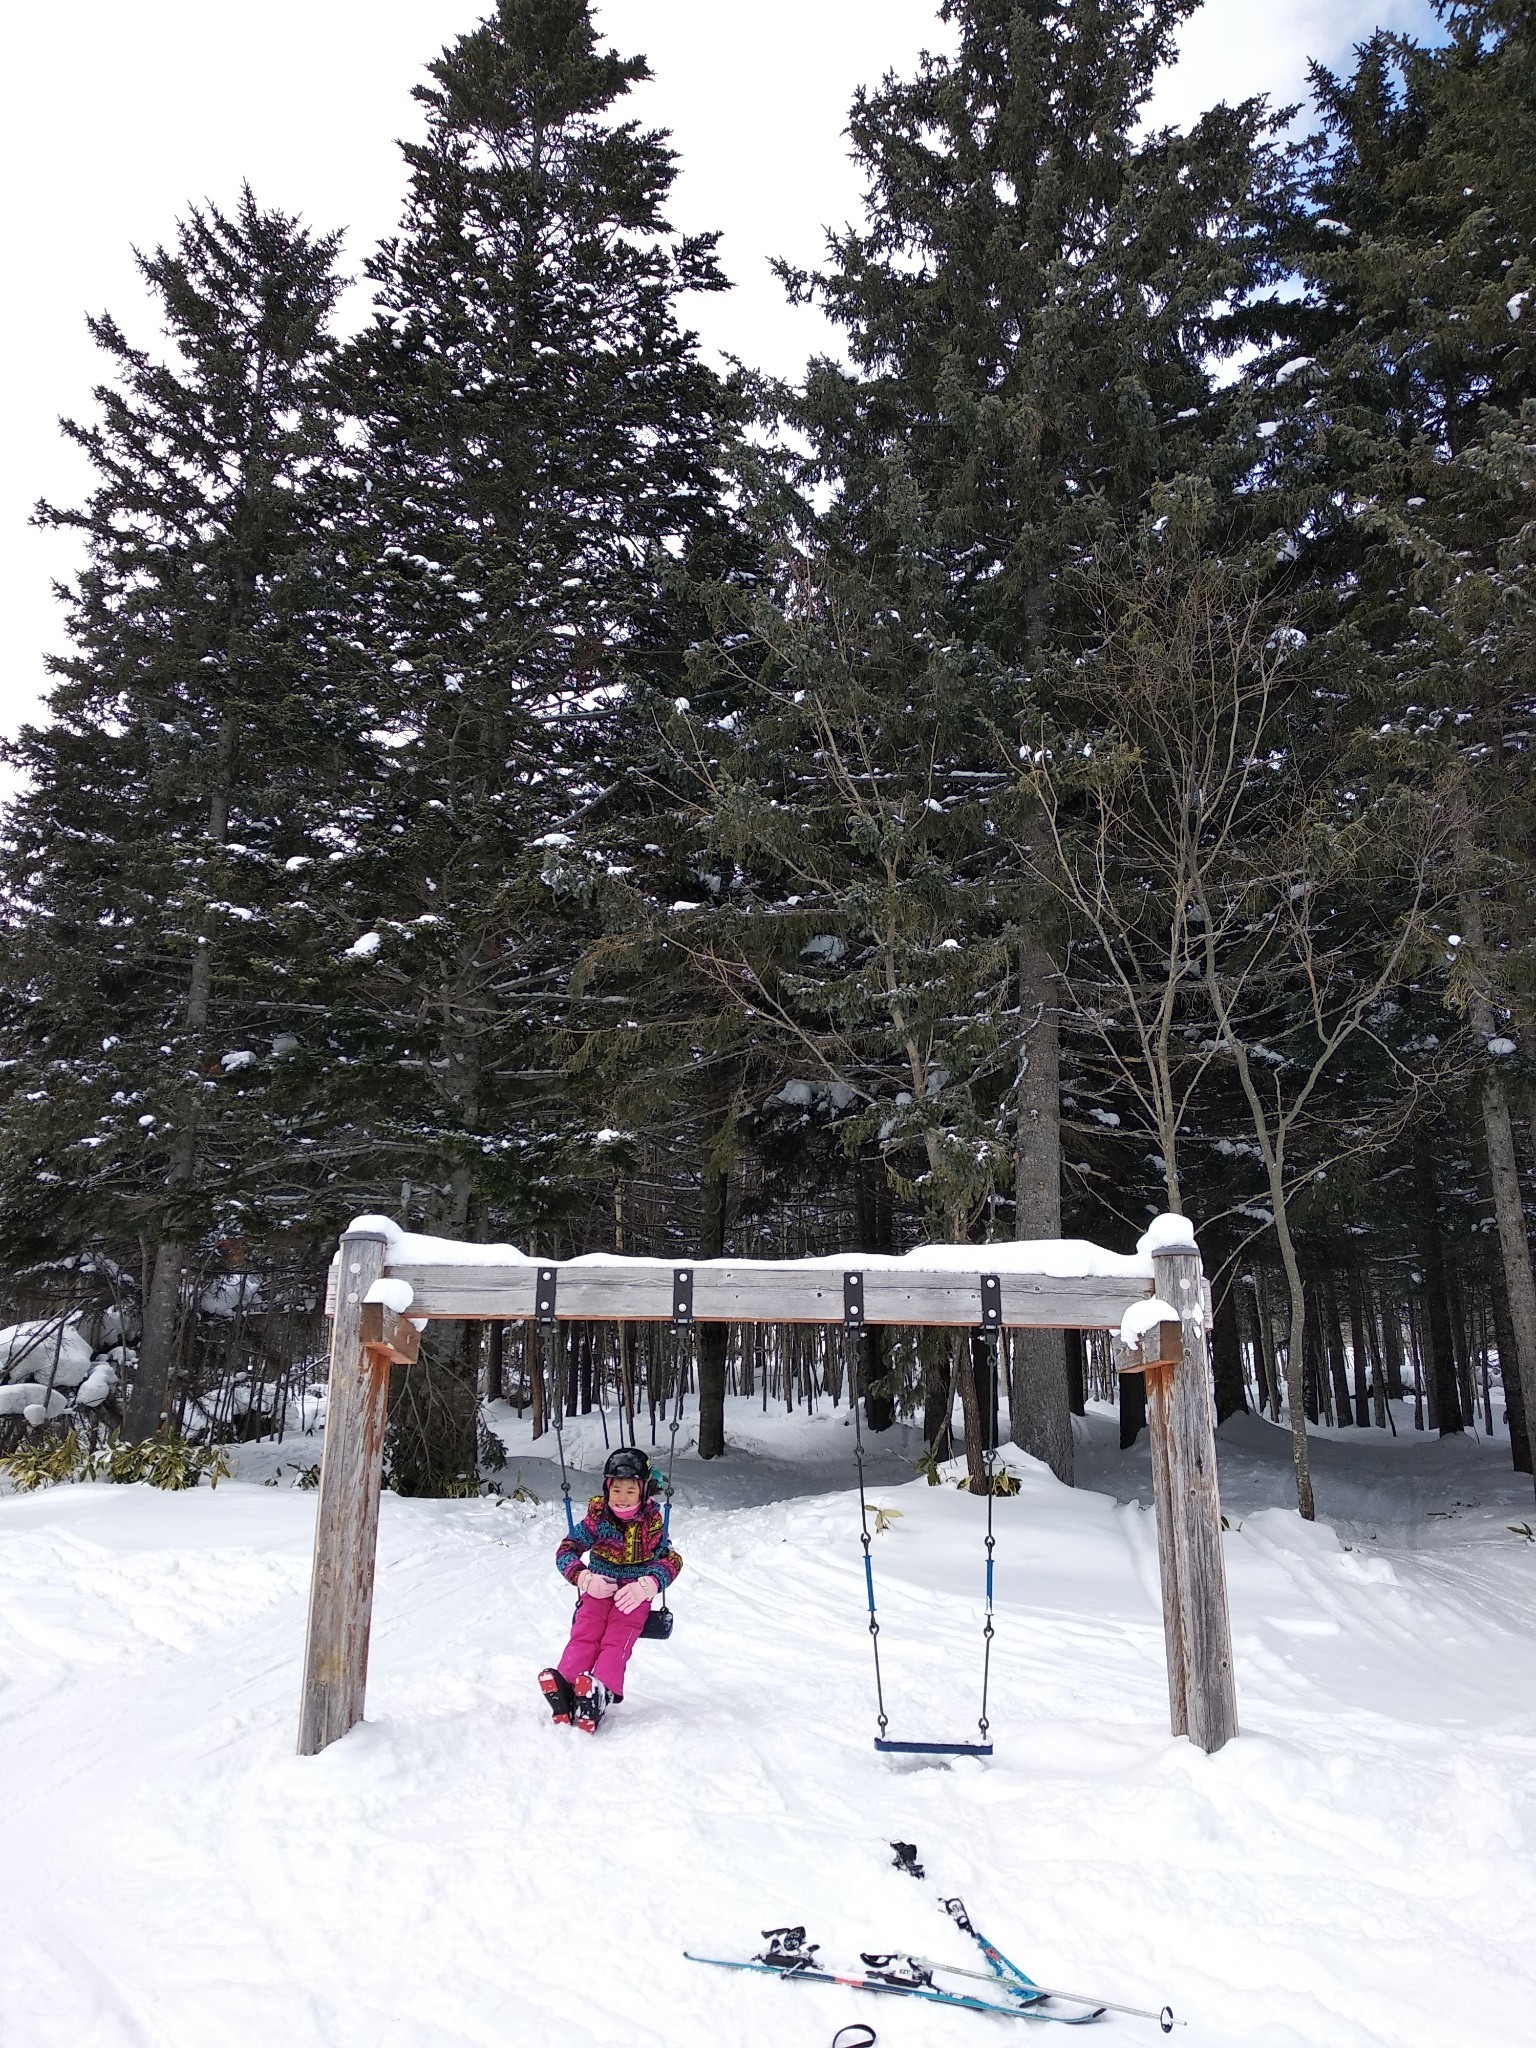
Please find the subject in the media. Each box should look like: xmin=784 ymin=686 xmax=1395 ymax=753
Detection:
xmin=125 ymin=1237 xmax=186 ymax=1441
xmin=956 ymin=1334 xmax=991 ymax=1493
xmin=1479 ymin=1075 xmax=1536 ymax=1495
xmin=1347 ymin=1271 xmax=1374 ymax=1430
xmin=1490 ymin=1256 xmax=1533 ymax=1474
xmin=696 ymin=1141 xmax=731 ymax=1460
xmin=1242 ymin=1278 xmax=1268 ymax=1414
xmin=1381 ymin=1295 xmax=1406 ymax=1400
xmin=1010 ymin=934 xmax=1073 ymax=1481
xmin=1064 ymin=1328 xmax=1086 ymax=1416
xmin=1251 ymin=1268 xmax=1281 ymax=1420
xmin=1413 ymin=1133 xmax=1464 ymax=1435
xmin=853 ymin=1156 xmax=895 ymax=1431
xmin=1323 ymin=1274 xmax=1355 ymax=1429
xmin=1119 ymin=1368 xmax=1147 ymax=1449
xmin=1210 ymin=1277 xmax=1248 ymax=1424
xmin=485 ymin=1321 xmax=504 ymax=1404
xmin=128 ymin=713 xmax=238 ymax=1445
xmin=923 ymin=1332 xmax=955 ymax=1453
xmin=1462 ymin=888 xmax=1536 ymax=1491
xmin=1302 ymin=1286 xmax=1324 ymax=1425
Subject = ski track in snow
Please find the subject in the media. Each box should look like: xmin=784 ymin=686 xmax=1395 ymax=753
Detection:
xmin=2 ymin=1405 xmax=1534 ymax=2048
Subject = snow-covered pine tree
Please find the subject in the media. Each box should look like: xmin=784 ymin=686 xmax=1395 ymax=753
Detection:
xmin=334 ymin=0 xmax=740 ymax=1245
xmin=324 ymin=1 xmax=740 ymax=1481
xmin=1282 ymin=0 xmax=1536 ymax=1476
xmin=0 ymin=190 xmax=371 ymax=1441
xmin=676 ymin=0 xmax=1293 ymax=1479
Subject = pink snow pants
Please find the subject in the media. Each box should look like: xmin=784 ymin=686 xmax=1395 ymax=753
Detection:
xmin=557 ymin=1592 xmax=650 ymax=1697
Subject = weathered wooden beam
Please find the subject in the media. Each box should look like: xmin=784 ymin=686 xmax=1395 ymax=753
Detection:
xmin=361 ymin=1259 xmax=1149 ymax=1331
xmin=360 ymin=1299 xmax=422 ymax=1365
xmin=1114 ymin=1320 xmax=1182 ymax=1371
xmin=299 ymin=1229 xmax=391 ymax=1757
xmin=1153 ymin=1242 xmax=1239 ymax=1755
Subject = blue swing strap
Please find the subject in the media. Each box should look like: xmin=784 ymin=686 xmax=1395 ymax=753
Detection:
xmin=849 ymin=1273 xmax=1002 ymax=1756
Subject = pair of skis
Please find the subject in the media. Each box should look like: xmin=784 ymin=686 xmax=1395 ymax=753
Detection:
xmin=685 ymin=1923 xmax=1099 ymax=2025
xmin=686 ymin=1853 xmax=1177 ymax=2031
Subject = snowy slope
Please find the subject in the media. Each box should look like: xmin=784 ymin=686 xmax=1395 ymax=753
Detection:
xmin=2 ymin=1406 xmax=1534 ymax=2048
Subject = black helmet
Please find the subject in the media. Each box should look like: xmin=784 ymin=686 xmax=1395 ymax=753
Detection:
xmin=603 ymin=1446 xmax=653 ymax=1496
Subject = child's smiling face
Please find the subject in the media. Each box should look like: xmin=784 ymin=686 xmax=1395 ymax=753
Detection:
xmin=607 ymin=1477 xmax=643 ymax=1513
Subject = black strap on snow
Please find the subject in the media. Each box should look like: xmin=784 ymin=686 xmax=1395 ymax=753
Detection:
xmin=832 ymin=2029 xmax=877 ymax=2048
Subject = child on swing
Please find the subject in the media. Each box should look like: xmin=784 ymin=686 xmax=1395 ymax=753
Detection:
xmin=538 ymin=1445 xmax=682 ymax=1734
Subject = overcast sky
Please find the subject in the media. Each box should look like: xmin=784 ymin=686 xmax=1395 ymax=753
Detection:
xmin=2 ymin=0 xmax=1436 ymax=766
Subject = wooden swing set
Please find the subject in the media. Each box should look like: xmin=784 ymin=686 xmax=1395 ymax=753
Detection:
xmin=298 ymin=1221 xmax=1239 ymax=1760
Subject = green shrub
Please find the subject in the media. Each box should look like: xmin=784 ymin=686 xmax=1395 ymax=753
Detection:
xmin=1 ymin=1427 xmax=230 ymax=1493
xmin=0 ymin=1431 xmax=89 ymax=1492
xmin=94 ymin=1434 xmax=232 ymax=1490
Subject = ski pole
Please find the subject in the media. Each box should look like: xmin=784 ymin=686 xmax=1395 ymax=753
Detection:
xmin=889 ymin=1958 xmax=1180 ymax=2032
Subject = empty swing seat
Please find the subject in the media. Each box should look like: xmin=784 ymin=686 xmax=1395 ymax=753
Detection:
xmin=874 ymin=1737 xmax=994 ymax=1757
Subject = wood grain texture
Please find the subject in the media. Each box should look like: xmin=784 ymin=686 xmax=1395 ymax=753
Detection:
xmin=298 ymin=1230 xmax=390 ymax=1757
xmin=1143 ymin=1360 xmax=1190 ymax=1738
xmin=1153 ymin=1245 xmax=1240 ymax=1754
xmin=360 ymin=1301 xmax=421 ymax=1364
xmin=1114 ymin=1320 xmax=1182 ymax=1372
xmin=375 ymin=1259 xmax=1148 ymax=1330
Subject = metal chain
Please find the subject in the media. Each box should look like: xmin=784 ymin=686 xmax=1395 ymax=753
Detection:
xmin=548 ymin=1323 xmax=577 ymax=1538
xmin=851 ymin=1323 xmax=890 ymax=1740
xmin=978 ymin=1331 xmax=998 ymax=1744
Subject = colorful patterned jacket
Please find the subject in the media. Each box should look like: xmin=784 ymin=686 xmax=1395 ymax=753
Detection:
xmin=556 ymin=1494 xmax=683 ymax=1593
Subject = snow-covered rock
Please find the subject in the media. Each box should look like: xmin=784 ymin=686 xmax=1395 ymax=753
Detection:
xmin=75 ymin=1361 xmax=119 ymax=1409
xmin=0 ymin=1318 xmax=98 ymax=1390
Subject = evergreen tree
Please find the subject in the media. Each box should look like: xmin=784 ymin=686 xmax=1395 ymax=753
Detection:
xmin=0 ymin=190 xmax=369 ymax=1440
xmin=1277 ymin=0 xmax=1536 ymax=1469
xmin=333 ymin=0 xmax=741 ymax=1247
xmin=673 ymin=0 xmax=1293 ymax=1479
xmin=319 ymin=0 xmax=742 ymax=1481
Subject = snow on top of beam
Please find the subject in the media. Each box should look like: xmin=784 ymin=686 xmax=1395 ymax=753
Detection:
xmin=346 ymin=1213 xmax=1198 ymax=1283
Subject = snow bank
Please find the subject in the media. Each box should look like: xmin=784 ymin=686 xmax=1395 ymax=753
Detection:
xmin=0 ymin=1412 xmax=1532 ymax=2047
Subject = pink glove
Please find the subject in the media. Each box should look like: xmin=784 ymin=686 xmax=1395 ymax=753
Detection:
xmin=614 ymin=1575 xmax=660 ymax=1615
xmin=576 ymin=1570 xmax=616 ymax=1599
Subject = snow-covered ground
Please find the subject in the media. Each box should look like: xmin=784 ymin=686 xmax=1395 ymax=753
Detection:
xmin=2 ymin=1397 xmax=1534 ymax=2048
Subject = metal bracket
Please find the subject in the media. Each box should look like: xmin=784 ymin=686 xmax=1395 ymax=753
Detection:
xmin=843 ymin=1271 xmax=865 ymax=1331
xmin=536 ymin=1266 xmax=558 ymax=1325
xmin=672 ymin=1267 xmax=694 ymax=1326
xmin=979 ymin=1273 xmax=1001 ymax=1331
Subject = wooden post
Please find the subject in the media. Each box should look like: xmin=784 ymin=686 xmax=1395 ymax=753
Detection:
xmin=1142 ymin=1360 xmax=1189 ymax=1737
xmin=1116 ymin=1320 xmax=1188 ymax=1738
xmin=1153 ymin=1242 xmax=1240 ymax=1753
xmin=298 ymin=1228 xmax=391 ymax=1756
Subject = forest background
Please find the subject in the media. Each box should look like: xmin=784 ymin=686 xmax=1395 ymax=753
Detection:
xmin=1 ymin=0 xmax=1532 ymax=1525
